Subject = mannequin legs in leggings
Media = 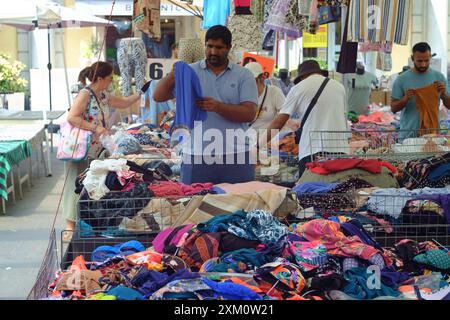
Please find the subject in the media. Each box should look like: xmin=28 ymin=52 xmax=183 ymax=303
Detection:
xmin=117 ymin=38 xmax=147 ymax=97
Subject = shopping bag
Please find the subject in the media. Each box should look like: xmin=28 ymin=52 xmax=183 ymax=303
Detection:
xmin=56 ymin=121 xmax=91 ymax=161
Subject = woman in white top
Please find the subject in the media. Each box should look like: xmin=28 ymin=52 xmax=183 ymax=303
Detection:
xmin=245 ymin=62 xmax=286 ymax=130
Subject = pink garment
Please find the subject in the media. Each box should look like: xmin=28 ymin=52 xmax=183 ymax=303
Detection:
xmin=148 ymin=182 xmax=213 ymax=197
xmin=152 ymin=224 xmax=195 ymax=253
xmin=216 ymin=181 xmax=287 ymax=194
xmin=358 ymin=111 xmax=395 ymax=126
xmin=181 ymin=183 xmax=214 ymax=196
xmin=116 ymin=170 xmax=137 ymax=185
xmin=294 ymin=219 xmax=380 ymax=260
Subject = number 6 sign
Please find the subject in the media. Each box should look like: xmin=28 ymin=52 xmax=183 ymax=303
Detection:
xmin=146 ymin=59 xmax=179 ymax=80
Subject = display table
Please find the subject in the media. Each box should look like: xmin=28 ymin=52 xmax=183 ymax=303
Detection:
xmin=0 ymin=124 xmax=51 ymax=214
xmin=0 ymin=140 xmax=31 ymax=214
xmin=0 ymin=110 xmax=65 ymax=121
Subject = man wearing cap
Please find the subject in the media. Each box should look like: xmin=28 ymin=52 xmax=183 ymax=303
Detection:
xmin=261 ymin=60 xmax=349 ymax=177
xmin=245 ymin=62 xmax=286 ymax=130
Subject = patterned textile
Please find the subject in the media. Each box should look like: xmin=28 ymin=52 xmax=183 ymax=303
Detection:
xmin=0 ymin=155 xmax=10 ymax=200
xmin=132 ymin=0 xmax=161 ymax=38
xmin=254 ymin=261 xmax=306 ymax=299
xmin=285 ymin=0 xmax=308 ymax=32
xmin=228 ymin=11 xmax=263 ymax=52
xmin=366 ymin=187 xmax=450 ymax=220
xmin=262 ymin=0 xmax=276 ymax=50
xmin=0 ymin=141 xmax=31 ymax=200
xmin=289 ymin=242 xmax=328 ymax=272
xmin=197 ymin=210 xmax=288 ymax=246
xmin=172 ymin=189 xmax=289 ymax=226
xmin=177 ymin=231 xmax=222 ymax=269
xmin=347 ymin=0 xmax=412 ymax=45
xmin=400 ymin=153 xmax=450 ymax=190
xmin=294 ymin=219 xmax=381 ymax=260
xmin=413 ymin=250 xmax=450 ymax=271
xmin=150 ymin=278 xmax=210 ymax=300
xmin=117 ymin=38 xmax=148 ymax=97
xmin=178 ymin=38 xmax=204 ymax=64
xmin=265 ymin=0 xmax=302 ymax=38
xmin=297 ymin=178 xmax=373 ymax=211
xmin=201 ymin=248 xmax=269 ymax=273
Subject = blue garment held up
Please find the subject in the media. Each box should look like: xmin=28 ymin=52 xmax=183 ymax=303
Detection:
xmin=171 ymin=61 xmax=206 ymax=133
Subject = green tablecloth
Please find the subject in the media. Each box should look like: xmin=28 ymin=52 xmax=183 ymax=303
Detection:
xmin=0 ymin=140 xmax=31 ymax=200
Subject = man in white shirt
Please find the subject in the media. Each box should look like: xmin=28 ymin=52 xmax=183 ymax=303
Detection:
xmin=262 ymin=60 xmax=349 ymax=176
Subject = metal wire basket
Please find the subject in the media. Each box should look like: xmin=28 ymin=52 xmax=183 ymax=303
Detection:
xmin=27 ymin=229 xmax=60 ymax=300
xmin=309 ymin=129 xmax=450 ymax=162
xmin=290 ymin=191 xmax=450 ymax=248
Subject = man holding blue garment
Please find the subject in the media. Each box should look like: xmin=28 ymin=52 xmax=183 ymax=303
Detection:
xmin=154 ymin=25 xmax=258 ymax=184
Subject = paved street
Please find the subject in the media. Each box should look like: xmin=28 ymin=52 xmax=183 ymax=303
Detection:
xmin=0 ymin=151 xmax=65 ymax=300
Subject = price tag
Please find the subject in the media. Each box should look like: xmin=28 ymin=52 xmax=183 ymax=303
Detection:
xmin=146 ymin=59 xmax=179 ymax=81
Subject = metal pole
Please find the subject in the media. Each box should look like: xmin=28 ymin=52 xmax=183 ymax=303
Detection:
xmin=47 ymin=30 xmax=52 ymax=112
xmin=47 ymin=29 xmax=54 ymax=153
xmin=284 ymin=33 xmax=289 ymax=70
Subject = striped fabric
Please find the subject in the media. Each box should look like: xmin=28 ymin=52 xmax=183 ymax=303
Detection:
xmin=172 ymin=189 xmax=288 ymax=227
xmin=0 ymin=140 xmax=31 ymax=200
xmin=347 ymin=0 xmax=411 ymax=45
xmin=0 ymin=155 xmax=11 ymax=200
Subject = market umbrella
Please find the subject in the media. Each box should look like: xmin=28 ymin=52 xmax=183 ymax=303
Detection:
xmin=0 ymin=0 xmax=111 ymax=175
xmin=0 ymin=0 xmax=111 ymax=112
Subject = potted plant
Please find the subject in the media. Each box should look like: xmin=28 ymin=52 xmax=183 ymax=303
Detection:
xmin=0 ymin=53 xmax=28 ymax=110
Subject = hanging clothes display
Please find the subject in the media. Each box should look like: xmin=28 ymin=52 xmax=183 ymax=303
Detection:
xmin=117 ymin=38 xmax=147 ymax=97
xmin=228 ymin=11 xmax=263 ymax=53
xmin=285 ymin=0 xmax=308 ymax=32
xmin=265 ymin=0 xmax=302 ymax=38
xmin=178 ymin=38 xmax=204 ymax=64
xmin=202 ymin=0 xmax=231 ymax=29
xmin=133 ymin=0 xmax=161 ymax=38
xmin=347 ymin=0 xmax=412 ymax=45
xmin=262 ymin=0 xmax=276 ymax=50
xmin=337 ymin=3 xmax=358 ymax=74
xmin=234 ymin=0 xmax=253 ymax=14
xmin=298 ymin=0 xmax=314 ymax=15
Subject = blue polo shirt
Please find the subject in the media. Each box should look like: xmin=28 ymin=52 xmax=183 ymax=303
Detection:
xmin=187 ymin=59 xmax=258 ymax=155
xmin=392 ymin=69 xmax=449 ymax=140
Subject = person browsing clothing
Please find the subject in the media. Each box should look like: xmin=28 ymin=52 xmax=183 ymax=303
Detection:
xmin=391 ymin=42 xmax=450 ymax=140
xmin=153 ymin=25 xmax=259 ymax=185
xmin=245 ymin=62 xmax=286 ymax=131
xmin=261 ymin=60 xmax=349 ymax=177
xmin=63 ymin=61 xmax=150 ymax=238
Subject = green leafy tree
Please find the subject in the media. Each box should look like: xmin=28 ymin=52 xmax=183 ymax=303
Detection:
xmin=0 ymin=53 xmax=28 ymax=93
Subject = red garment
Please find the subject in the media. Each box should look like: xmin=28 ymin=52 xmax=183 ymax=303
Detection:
xmin=306 ymin=159 xmax=397 ymax=175
xmin=148 ymin=181 xmax=213 ymax=197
